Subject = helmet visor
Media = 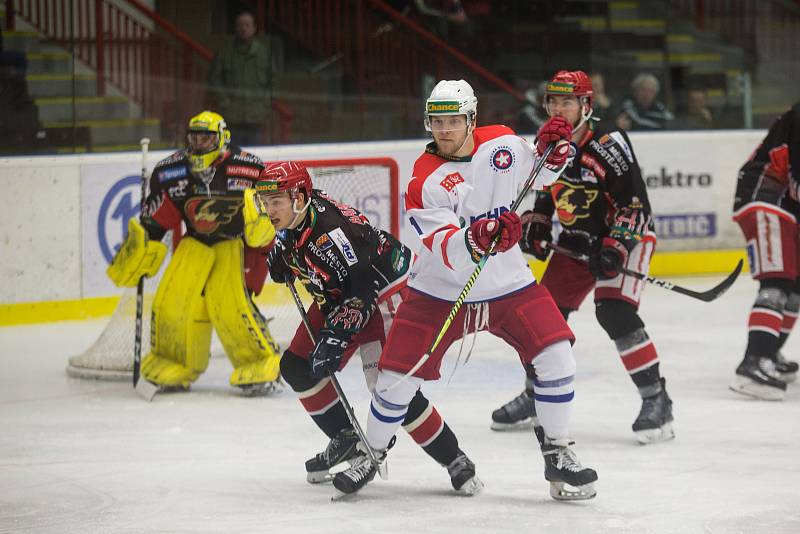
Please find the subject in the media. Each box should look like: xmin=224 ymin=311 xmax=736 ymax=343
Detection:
xmin=187 ymin=131 xmax=219 ymax=154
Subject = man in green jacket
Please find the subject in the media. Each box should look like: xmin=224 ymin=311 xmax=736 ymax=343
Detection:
xmin=208 ymin=10 xmax=275 ymax=146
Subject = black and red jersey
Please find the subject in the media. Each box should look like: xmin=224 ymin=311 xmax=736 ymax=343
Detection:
xmin=142 ymin=146 xmax=264 ymax=245
xmin=268 ymin=190 xmax=411 ymax=341
xmin=733 ymin=101 xmax=800 ymax=214
xmin=534 ymin=121 xmax=654 ymax=256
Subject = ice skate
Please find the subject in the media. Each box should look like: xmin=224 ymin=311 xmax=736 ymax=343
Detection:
xmin=491 ymin=390 xmax=536 ymax=431
xmin=632 ymin=378 xmax=675 ymax=444
xmin=305 ymin=428 xmax=360 ymax=484
xmin=774 ymin=351 xmax=798 ymax=383
xmin=542 ymin=438 xmax=597 ymax=501
xmin=446 ymin=450 xmax=484 ymax=496
xmin=730 ymin=355 xmax=786 ymax=401
xmin=238 ymin=380 xmax=282 ymax=397
xmin=331 ymin=442 xmax=386 ymax=497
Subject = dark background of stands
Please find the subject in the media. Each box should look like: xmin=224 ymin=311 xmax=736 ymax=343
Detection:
xmin=1 ymin=0 xmax=799 ymax=155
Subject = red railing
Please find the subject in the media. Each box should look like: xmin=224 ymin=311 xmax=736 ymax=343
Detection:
xmin=6 ymin=0 xmax=293 ymax=143
xmin=261 ymin=0 xmax=524 ymax=103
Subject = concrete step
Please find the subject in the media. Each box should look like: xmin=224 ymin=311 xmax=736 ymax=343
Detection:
xmin=35 ymin=96 xmax=132 ymax=122
xmin=42 ymin=118 xmax=162 ymax=146
xmin=27 ymin=74 xmax=97 ymax=98
xmin=25 ymin=52 xmax=72 ymax=74
xmin=2 ymin=30 xmax=42 ymax=53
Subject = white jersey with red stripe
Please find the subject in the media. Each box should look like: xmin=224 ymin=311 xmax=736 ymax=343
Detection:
xmin=405 ymin=125 xmax=563 ymax=302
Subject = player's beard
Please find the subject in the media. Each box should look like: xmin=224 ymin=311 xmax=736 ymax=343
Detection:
xmin=435 ymin=130 xmax=469 ymax=157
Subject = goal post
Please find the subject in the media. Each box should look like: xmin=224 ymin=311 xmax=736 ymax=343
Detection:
xmin=66 ymin=157 xmax=400 ymax=381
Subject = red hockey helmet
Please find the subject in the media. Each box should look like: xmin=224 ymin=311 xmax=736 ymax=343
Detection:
xmin=543 ymin=70 xmax=594 ymax=123
xmin=255 ymin=161 xmax=313 ymax=201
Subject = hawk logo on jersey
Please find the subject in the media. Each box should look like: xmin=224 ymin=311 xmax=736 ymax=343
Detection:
xmin=550 ymin=182 xmax=599 ymax=226
xmin=440 ymin=172 xmax=464 ymax=192
xmin=184 ymin=197 xmax=242 ymax=233
xmin=490 ymin=146 xmax=515 ymax=173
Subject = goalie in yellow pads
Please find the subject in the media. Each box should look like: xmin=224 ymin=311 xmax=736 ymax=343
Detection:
xmin=107 ymin=111 xmax=281 ymax=395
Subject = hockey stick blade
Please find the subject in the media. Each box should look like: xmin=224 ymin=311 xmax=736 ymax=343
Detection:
xmin=134 ymin=377 xmax=158 ymax=401
xmin=547 ymin=244 xmax=743 ymax=302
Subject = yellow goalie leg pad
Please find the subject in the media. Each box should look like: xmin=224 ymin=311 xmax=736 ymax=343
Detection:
xmin=205 ymin=239 xmax=281 ymax=387
xmin=142 ymin=237 xmax=215 ymax=388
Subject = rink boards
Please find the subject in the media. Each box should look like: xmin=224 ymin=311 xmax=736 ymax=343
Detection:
xmin=0 ymin=130 xmax=762 ymax=323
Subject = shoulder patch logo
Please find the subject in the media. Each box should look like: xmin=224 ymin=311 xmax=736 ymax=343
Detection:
xmin=490 ymin=145 xmax=515 ymax=173
xmin=226 ymin=165 xmax=260 ymax=178
xmin=329 ymin=227 xmax=358 ymax=266
xmin=316 ymin=233 xmax=334 ymax=251
xmin=158 ymin=166 xmax=188 ymax=182
xmin=440 ymin=172 xmax=465 ymax=192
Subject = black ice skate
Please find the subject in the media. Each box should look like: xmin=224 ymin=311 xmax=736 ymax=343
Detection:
xmin=331 ymin=442 xmax=387 ymax=497
xmin=305 ymin=428 xmax=360 ymax=484
xmin=542 ymin=438 xmax=597 ymax=501
xmin=445 ymin=450 xmax=484 ymax=496
xmin=730 ymin=355 xmax=787 ymax=401
xmin=491 ymin=390 xmax=536 ymax=431
xmin=774 ymin=351 xmax=798 ymax=383
xmin=632 ymin=378 xmax=675 ymax=444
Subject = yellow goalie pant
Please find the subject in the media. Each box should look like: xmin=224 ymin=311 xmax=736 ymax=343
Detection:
xmin=141 ymin=237 xmax=281 ymax=388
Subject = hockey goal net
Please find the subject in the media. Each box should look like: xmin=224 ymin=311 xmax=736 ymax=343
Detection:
xmin=66 ymin=157 xmax=400 ymax=380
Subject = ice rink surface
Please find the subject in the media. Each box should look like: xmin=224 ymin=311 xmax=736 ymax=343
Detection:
xmin=2 ymin=275 xmax=799 ymax=534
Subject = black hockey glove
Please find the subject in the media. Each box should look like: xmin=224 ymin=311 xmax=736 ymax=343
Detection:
xmin=310 ymin=329 xmax=349 ymax=379
xmin=267 ymin=253 xmax=295 ymax=284
xmin=520 ymin=210 xmax=553 ymax=261
xmin=589 ymin=237 xmax=629 ymax=280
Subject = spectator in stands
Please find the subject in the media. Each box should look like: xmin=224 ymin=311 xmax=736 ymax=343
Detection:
xmin=615 ymin=73 xmax=674 ymax=131
xmin=208 ymin=10 xmax=276 ymax=146
xmin=672 ymin=88 xmax=714 ymax=130
xmin=414 ymin=0 xmax=473 ymax=43
xmin=0 ymin=32 xmax=40 ymax=153
xmin=590 ymin=72 xmax=613 ymax=120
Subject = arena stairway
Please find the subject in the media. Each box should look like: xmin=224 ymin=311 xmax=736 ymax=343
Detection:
xmin=2 ymin=18 xmax=164 ymax=153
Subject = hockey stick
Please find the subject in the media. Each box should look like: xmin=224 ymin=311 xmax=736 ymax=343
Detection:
xmin=547 ymin=243 xmax=743 ymax=302
xmin=133 ymin=138 xmax=158 ymax=401
xmin=285 ymin=280 xmax=387 ymax=479
xmin=381 ymin=143 xmax=562 ymax=392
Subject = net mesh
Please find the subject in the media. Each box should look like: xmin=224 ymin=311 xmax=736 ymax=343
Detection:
xmin=66 ymin=160 xmax=396 ymax=380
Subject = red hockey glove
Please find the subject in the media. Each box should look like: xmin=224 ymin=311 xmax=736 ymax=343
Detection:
xmin=589 ymin=237 xmax=629 ymax=280
xmin=467 ymin=212 xmax=522 ymax=256
xmin=536 ymin=116 xmax=573 ymax=167
xmin=520 ymin=211 xmax=553 ymax=261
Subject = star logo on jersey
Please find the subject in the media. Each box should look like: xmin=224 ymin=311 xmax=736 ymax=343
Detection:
xmin=490 ymin=146 xmax=515 ymax=173
xmin=550 ymin=182 xmax=599 ymax=226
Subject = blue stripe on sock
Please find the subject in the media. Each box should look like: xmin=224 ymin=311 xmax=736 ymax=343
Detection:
xmin=534 ymin=392 xmax=575 ymax=403
xmin=371 ymin=402 xmax=407 ymax=423
xmin=373 ymin=392 xmax=409 ymax=411
xmin=533 ymin=375 xmax=575 ymax=388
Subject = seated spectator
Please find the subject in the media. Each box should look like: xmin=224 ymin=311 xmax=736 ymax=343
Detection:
xmin=672 ymin=88 xmax=714 ymax=130
xmin=208 ymin=10 xmax=276 ymax=146
xmin=0 ymin=52 xmax=40 ymax=153
xmin=615 ymin=73 xmax=674 ymax=131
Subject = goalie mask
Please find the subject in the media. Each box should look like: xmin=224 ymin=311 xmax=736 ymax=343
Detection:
xmin=187 ymin=110 xmax=231 ymax=180
xmin=543 ymin=70 xmax=594 ymax=127
xmin=424 ymin=79 xmax=478 ymax=133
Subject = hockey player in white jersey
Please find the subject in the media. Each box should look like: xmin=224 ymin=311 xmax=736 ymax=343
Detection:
xmin=332 ymin=79 xmax=598 ymax=500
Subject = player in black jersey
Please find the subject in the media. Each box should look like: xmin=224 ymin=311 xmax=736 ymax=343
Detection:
xmin=247 ymin=161 xmax=482 ymax=494
xmin=491 ymin=71 xmax=675 ymax=444
xmin=730 ymin=102 xmax=800 ymax=400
